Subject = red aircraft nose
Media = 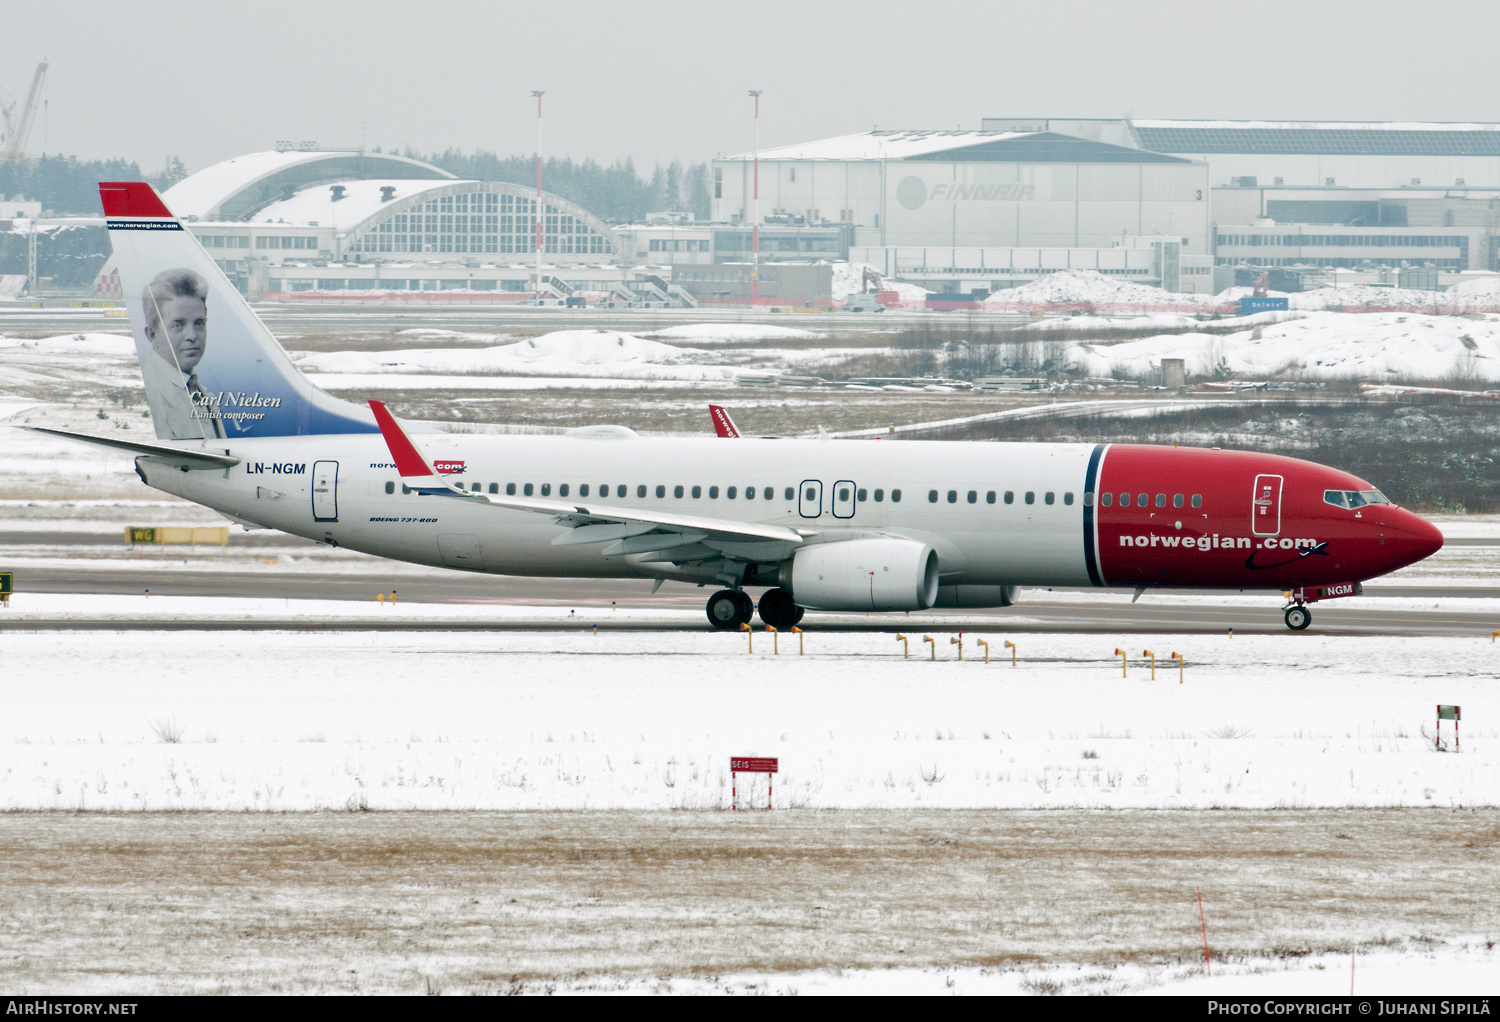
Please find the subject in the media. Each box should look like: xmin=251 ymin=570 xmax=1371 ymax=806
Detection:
xmin=1385 ymin=508 xmax=1444 ymax=571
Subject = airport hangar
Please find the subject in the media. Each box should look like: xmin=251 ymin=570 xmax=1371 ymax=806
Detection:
xmin=710 ymin=119 xmax=1500 ymax=293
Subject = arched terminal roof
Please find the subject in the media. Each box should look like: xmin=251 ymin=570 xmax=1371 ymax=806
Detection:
xmin=253 ymin=179 xmax=620 ymax=258
xmin=163 ymin=150 xmax=455 ymax=221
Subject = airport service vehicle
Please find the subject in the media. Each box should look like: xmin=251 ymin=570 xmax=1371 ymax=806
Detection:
xmin=31 ymin=182 xmax=1444 ymax=631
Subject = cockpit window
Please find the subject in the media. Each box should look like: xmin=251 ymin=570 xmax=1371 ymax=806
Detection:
xmin=1325 ymin=489 xmax=1391 ymax=509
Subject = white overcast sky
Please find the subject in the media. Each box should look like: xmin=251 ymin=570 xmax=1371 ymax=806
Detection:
xmin=6 ymin=0 xmax=1500 ymax=176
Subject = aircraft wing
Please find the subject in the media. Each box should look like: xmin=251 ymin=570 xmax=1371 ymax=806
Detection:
xmin=369 ymin=401 xmax=804 ymax=563
xmin=21 ymin=425 xmax=240 ymax=469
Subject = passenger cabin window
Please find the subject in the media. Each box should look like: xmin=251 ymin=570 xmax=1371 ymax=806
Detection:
xmin=1004 ymin=491 xmax=1014 ymax=504
xmin=692 ymin=485 xmax=701 ymax=498
xmin=1192 ymin=494 xmax=1202 ymax=508
xmin=1064 ymin=492 xmax=1074 ymax=506
xmin=986 ymin=491 xmax=996 ymax=504
xmin=784 ymin=487 xmax=794 ymax=500
xmin=710 ymin=486 xmax=720 ymax=498
xmin=1155 ymin=493 xmax=1166 ymax=508
xmin=728 ymin=486 xmax=738 ymax=499
xmin=891 ymin=489 xmax=901 ymax=502
xmin=524 ymin=483 xmax=534 ymax=496
xmin=1118 ymin=493 xmax=1130 ymax=507
xmin=560 ymin=484 xmax=570 ymax=497
xmin=1137 ymin=492 xmax=1148 ymax=507
xmin=764 ymin=487 xmax=773 ymax=500
xmin=1025 ymin=492 xmax=1035 ymax=505
xmin=804 ymin=486 xmax=815 ymax=501
xmin=580 ymin=484 xmax=590 ymax=497
xmin=617 ymin=485 xmax=627 ymax=498
xmin=1173 ymin=494 xmax=1183 ymax=508
xmin=928 ymin=490 xmax=938 ymax=503
xmin=966 ymin=490 xmax=977 ymax=504
xmin=1101 ymin=492 xmax=1112 ymax=506
xmin=489 ymin=483 xmax=499 ymax=494
xmin=541 ymin=483 xmax=551 ymax=496
xmin=857 ymin=488 xmax=867 ymax=502
xmin=385 ymin=481 xmax=395 ymax=494
xmin=1044 ymin=492 xmax=1054 ymax=505
xmin=637 ymin=485 xmax=646 ymax=498
xmin=507 ymin=483 xmax=517 ymax=495
xmin=947 ymin=490 xmax=958 ymax=504
xmin=874 ymin=489 xmax=884 ymax=502
xmin=746 ymin=486 xmax=756 ymax=500
xmin=655 ymin=485 xmax=665 ymax=498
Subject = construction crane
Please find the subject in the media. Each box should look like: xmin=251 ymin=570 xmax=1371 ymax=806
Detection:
xmin=1 ymin=60 xmax=49 ymax=161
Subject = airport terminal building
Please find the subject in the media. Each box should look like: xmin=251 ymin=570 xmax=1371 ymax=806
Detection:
xmin=97 ymin=148 xmax=649 ymax=301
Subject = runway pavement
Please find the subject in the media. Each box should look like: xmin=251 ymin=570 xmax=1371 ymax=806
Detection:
xmin=5 ymin=562 xmax=1498 ymax=635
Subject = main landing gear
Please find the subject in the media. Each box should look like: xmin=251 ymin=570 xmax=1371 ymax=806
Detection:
xmin=706 ymin=589 xmax=754 ymax=630
xmin=1283 ymin=603 xmax=1312 ymax=631
xmin=705 ymin=587 xmax=805 ymax=631
xmin=755 ymin=587 xmax=804 ymax=631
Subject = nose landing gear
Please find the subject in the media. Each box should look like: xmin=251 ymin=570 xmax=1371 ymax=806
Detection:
xmin=1283 ymin=603 xmax=1311 ymax=630
xmin=706 ymin=589 xmax=754 ymax=630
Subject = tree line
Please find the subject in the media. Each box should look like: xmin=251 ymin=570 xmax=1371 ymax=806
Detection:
xmin=409 ymin=148 xmax=710 ymax=222
xmin=0 ymin=149 xmax=710 ymax=223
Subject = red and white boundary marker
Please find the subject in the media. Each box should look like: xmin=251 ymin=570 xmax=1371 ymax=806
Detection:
xmin=1437 ymin=704 xmax=1461 ymax=751
xmin=731 ymin=757 xmax=778 ymax=811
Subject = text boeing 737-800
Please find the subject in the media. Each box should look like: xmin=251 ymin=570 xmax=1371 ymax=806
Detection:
xmin=26 ymin=182 xmax=1444 ymax=631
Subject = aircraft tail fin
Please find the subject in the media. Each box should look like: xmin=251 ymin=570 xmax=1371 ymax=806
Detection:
xmin=101 ymin=182 xmax=377 ymax=441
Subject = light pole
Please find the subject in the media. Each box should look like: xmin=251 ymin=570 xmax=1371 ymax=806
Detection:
xmin=749 ymin=90 xmax=762 ymax=307
xmin=532 ymin=90 xmax=545 ymax=304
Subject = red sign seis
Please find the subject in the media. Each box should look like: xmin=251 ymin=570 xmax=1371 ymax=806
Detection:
xmin=731 ymin=757 xmax=778 ymax=773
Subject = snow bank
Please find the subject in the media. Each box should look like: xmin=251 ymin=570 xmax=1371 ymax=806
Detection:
xmin=832 ymin=262 xmax=928 ymax=302
xmin=295 ymin=329 xmax=737 ymax=382
xmin=646 ymin=323 xmax=822 ymax=342
xmin=988 ymin=270 xmax=1215 ymax=308
xmin=0 ymin=332 xmax=135 ymax=355
xmin=1068 ymin=310 xmax=1500 ymax=381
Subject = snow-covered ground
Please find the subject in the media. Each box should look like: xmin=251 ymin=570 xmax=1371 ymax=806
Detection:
xmin=1069 ymin=309 xmax=1500 ymax=381
xmin=2 ymin=620 xmax=1494 ymax=811
xmin=977 ymin=267 xmax=1500 ymax=313
xmin=294 ymin=329 xmax=740 ymax=382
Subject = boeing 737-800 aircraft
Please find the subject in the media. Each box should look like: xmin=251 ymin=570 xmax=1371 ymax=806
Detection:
xmin=29 ymin=182 xmax=1444 ymax=630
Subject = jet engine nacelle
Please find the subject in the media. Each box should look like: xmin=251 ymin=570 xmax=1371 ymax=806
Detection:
xmin=785 ymin=538 xmax=939 ymax=611
xmin=933 ymin=584 xmax=1019 ymax=608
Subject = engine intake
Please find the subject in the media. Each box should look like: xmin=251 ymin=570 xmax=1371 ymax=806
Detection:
xmin=785 ymin=538 xmax=939 ymax=611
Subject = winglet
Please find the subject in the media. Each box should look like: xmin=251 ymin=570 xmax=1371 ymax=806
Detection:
xmin=709 ymin=404 xmax=741 ymax=438
xmin=369 ymin=400 xmax=434 ymax=477
xmin=368 ymin=400 xmax=469 ymax=496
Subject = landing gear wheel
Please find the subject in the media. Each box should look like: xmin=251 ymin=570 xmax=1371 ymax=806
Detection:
xmin=735 ymin=591 xmax=754 ymax=623
xmin=707 ymin=589 xmax=751 ymax=630
xmin=1284 ymin=604 xmax=1311 ymax=631
xmin=757 ymin=587 xmax=804 ymax=630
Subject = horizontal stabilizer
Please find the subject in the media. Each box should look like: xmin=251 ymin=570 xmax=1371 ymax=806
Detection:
xmin=22 ymin=425 xmax=239 ymax=468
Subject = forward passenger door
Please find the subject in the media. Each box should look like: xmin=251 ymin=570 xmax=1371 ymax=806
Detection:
xmin=799 ymin=479 xmax=823 ymax=518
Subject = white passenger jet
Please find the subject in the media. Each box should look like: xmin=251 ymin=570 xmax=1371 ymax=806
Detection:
xmin=27 ymin=183 xmax=1443 ymax=631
